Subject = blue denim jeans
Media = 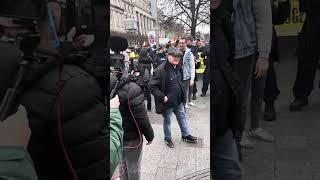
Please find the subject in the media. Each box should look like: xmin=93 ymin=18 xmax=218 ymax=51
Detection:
xmin=213 ymin=130 xmax=242 ymax=180
xmin=162 ymin=103 xmax=190 ymax=140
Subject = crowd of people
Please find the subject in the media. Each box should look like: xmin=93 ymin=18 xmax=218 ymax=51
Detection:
xmin=110 ymin=36 xmax=211 ymax=179
xmin=1 ymin=0 xmax=318 ymax=179
xmin=0 ymin=0 xmax=109 ymax=180
xmin=212 ymin=0 xmax=320 ymax=179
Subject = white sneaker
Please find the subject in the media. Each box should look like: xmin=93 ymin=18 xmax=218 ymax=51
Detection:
xmin=188 ymin=102 xmax=196 ymax=106
xmin=240 ymin=134 xmax=255 ymax=149
xmin=248 ymin=128 xmax=275 ymax=142
xmin=185 ymin=104 xmax=190 ymax=109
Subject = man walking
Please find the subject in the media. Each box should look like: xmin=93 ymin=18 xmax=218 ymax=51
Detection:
xmin=231 ymin=0 xmax=274 ymax=148
xmin=149 ymin=47 xmax=197 ymax=148
xmin=289 ymin=0 xmax=320 ymax=111
xmin=186 ymin=36 xmax=199 ymax=100
xmin=178 ymin=37 xmax=196 ymax=108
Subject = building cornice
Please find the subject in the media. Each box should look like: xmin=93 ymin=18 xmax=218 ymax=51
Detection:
xmin=110 ymin=3 xmax=124 ymax=11
xmin=122 ymin=0 xmax=135 ymax=6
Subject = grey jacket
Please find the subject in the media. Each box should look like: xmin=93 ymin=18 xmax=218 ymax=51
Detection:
xmin=233 ymin=0 xmax=272 ymax=59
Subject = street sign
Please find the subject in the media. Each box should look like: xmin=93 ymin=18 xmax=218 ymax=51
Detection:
xmin=148 ymin=31 xmax=156 ymax=47
xmin=159 ymin=38 xmax=169 ymax=45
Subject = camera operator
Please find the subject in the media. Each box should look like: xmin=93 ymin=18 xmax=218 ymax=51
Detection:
xmin=0 ymin=1 xmax=108 ymax=179
xmin=136 ymin=48 xmax=153 ymax=112
xmin=58 ymin=0 xmax=107 ymax=98
xmin=110 ymin=36 xmax=154 ymax=180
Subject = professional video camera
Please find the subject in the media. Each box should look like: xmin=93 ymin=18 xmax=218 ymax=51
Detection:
xmin=0 ymin=0 xmax=91 ymax=121
xmin=109 ymin=36 xmax=129 ymax=99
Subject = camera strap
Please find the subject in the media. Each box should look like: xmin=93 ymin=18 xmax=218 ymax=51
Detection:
xmin=47 ymin=5 xmax=60 ymax=49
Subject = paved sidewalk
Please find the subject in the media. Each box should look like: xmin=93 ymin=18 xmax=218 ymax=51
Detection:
xmin=141 ymin=78 xmax=211 ymax=180
xmin=242 ymin=37 xmax=320 ymax=180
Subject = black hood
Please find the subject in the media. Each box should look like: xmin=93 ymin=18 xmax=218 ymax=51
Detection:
xmin=140 ymin=48 xmax=149 ymax=57
xmin=0 ymin=42 xmax=22 ymax=101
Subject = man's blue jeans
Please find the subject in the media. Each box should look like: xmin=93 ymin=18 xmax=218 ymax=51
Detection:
xmin=162 ymin=103 xmax=190 ymax=140
xmin=213 ymin=129 xmax=242 ymax=180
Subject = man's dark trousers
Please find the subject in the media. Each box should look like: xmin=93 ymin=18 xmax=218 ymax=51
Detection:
xmin=264 ymin=61 xmax=280 ymax=103
xmin=292 ymin=9 xmax=320 ymax=99
xmin=202 ymin=67 xmax=210 ymax=94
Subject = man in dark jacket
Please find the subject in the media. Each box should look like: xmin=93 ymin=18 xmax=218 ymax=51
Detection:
xmin=110 ymin=47 xmax=154 ymax=179
xmin=200 ymin=44 xmax=210 ymax=97
xmin=264 ymin=0 xmax=290 ymax=121
xmin=153 ymin=46 xmax=167 ymax=68
xmin=289 ymin=0 xmax=320 ymax=111
xmin=59 ymin=0 xmax=107 ymax=97
xmin=149 ymin=47 xmax=197 ymax=148
xmin=212 ymin=0 xmax=242 ymax=179
xmin=0 ymin=1 xmax=108 ymax=179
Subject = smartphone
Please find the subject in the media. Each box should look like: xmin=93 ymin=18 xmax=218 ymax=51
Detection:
xmin=76 ymin=24 xmax=89 ymax=36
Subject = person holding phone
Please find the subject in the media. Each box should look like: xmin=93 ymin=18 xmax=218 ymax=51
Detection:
xmin=110 ymin=95 xmax=124 ymax=176
xmin=0 ymin=105 xmax=38 ymax=180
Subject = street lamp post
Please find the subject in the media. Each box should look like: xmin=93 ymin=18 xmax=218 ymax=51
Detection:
xmin=151 ymin=0 xmax=159 ymax=48
xmin=155 ymin=0 xmax=159 ymax=48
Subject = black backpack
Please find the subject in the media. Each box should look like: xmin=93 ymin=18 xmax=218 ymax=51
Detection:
xmin=142 ymin=68 xmax=150 ymax=84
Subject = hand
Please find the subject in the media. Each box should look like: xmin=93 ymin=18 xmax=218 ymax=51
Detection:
xmin=67 ymin=27 xmax=94 ymax=49
xmin=67 ymin=27 xmax=77 ymax=42
xmin=190 ymin=80 xmax=194 ymax=86
xmin=146 ymin=141 xmax=152 ymax=145
xmin=255 ymin=58 xmax=269 ymax=79
xmin=0 ymin=105 xmax=31 ymax=149
xmin=110 ymin=95 xmax=120 ymax=109
xmin=163 ymin=96 xmax=168 ymax=103
xmin=134 ymin=72 xmax=140 ymax=76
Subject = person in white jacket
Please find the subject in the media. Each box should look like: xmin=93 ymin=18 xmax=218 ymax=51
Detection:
xmin=178 ymin=37 xmax=196 ymax=109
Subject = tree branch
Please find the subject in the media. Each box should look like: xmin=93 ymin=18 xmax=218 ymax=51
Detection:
xmin=175 ymin=16 xmax=192 ymax=28
xmin=176 ymin=0 xmax=192 ymax=20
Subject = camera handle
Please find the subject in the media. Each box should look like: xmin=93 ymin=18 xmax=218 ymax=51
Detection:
xmin=0 ymin=59 xmax=29 ymax=121
xmin=110 ymin=80 xmax=120 ymax=99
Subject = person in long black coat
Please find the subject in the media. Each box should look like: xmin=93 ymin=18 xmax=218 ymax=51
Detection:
xmin=211 ymin=0 xmax=243 ymax=179
xmin=290 ymin=0 xmax=320 ymax=111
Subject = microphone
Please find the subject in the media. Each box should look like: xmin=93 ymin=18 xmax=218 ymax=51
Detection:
xmin=109 ymin=36 xmax=128 ymax=53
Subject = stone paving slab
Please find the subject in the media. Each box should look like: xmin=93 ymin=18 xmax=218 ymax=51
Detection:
xmin=243 ymin=38 xmax=320 ymax=179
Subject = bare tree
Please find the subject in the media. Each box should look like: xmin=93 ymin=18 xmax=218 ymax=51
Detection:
xmin=158 ymin=10 xmax=186 ymax=36
xmin=158 ymin=0 xmax=210 ymax=37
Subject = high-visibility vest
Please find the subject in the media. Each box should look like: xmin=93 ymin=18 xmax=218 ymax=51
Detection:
xmin=130 ymin=52 xmax=136 ymax=59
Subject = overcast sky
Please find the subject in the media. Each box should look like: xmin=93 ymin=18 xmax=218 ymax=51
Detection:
xmin=199 ymin=24 xmax=210 ymax=34
xmin=157 ymin=0 xmax=210 ymax=34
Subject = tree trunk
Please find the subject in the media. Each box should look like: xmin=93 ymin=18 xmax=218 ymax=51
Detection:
xmin=190 ymin=0 xmax=196 ymax=37
xmin=191 ymin=25 xmax=196 ymax=37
